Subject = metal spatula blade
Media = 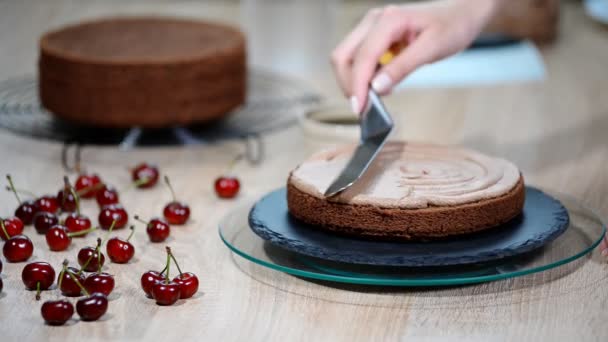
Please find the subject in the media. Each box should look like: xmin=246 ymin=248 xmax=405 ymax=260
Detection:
xmin=324 ymin=90 xmax=394 ymax=198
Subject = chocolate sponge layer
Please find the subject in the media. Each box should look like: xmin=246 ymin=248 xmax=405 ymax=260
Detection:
xmin=286 ymin=176 xmax=525 ymax=240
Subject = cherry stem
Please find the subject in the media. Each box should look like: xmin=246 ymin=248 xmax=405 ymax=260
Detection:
xmin=79 ymin=254 xmax=94 ymax=276
xmin=6 ymin=174 xmax=21 ymax=204
xmin=58 ymin=260 xmax=68 ymax=291
xmin=4 ymin=186 xmax=36 ymax=199
xmin=36 ymin=282 xmax=41 ymax=301
xmin=166 ymin=246 xmax=183 ymax=276
xmin=0 ymin=220 xmax=10 ymax=240
xmin=67 ymin=178 xmax=81 ymax=216
xmin=164 ymin=247 xmax=171 ymax=284
xmin=66 ymin=269 xmax=90 ymax=297
xmin=126 ymin=225 xmax=135 ymax=242
xmin=67 ymin=226 xmax=98 ymax=238
xmin=96 ymin=238 xmax=103 ymax=273
xmin=133 ymin=177 xmax=150 ymax=188
xmin=133 ymin=215 xmax=149 ymax=226
xmin=102 ymin=220 xmax=117 ymax=246
xmin=164 ymin=176 xmax=177 ymax=202
xmin=226 ymin=153 xmax=244 ymax=175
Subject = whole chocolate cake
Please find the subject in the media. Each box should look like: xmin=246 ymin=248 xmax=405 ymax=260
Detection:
xmin=39 ymin=17 xmax=246 ymax=128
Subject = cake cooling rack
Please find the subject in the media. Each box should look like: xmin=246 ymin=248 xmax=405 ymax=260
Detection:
xmin=0 ymin=69 xmax=321 ymax=146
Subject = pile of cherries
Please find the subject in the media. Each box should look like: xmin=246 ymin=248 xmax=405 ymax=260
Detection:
xmin=0 ymin=161 xmax=239 ymax=325
xmin=25 ymin=259 xmax=111 ymax=325
xmin=141 ymin=247 xmax=199 ymax=306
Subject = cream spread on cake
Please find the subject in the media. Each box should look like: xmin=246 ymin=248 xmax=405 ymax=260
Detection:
xmin=289 ymin=141 xmax=521 ymax=209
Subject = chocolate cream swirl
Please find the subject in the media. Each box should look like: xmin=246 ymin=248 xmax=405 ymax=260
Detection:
xmin=290 ymin=142 xmax=522 ymax=209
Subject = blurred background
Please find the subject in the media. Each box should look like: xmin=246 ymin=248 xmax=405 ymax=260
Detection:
xmin=0 ymin=0 xmax=606 ymax=158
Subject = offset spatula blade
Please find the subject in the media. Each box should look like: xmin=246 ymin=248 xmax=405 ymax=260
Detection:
xmin=324 ymin=90 xmax=393 ymax=198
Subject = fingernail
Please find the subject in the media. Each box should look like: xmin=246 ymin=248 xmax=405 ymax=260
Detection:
xmin=350 ymin=96 xmax=360 ymax=114
xmin=602 ymin=249 xmax=608 ymax=258
xmin=371 ymin=73 xmax=393 ymax=93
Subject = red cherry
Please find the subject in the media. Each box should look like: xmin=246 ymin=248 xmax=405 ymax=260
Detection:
xmin=58 ymin=266 xmax=85 ymax=297
xmin=56 ymin=189 xmax=77 ymax=213
xmin=214 ymin=176 xmax=240 ymax=198
xmin=2 ymin=235 xmax=33 ymax=262
xmin=65 ymin=213 xmax=92 ymax=235
xmin=84 ymin=272 xmax=115 ymax=296
xmin=1 ymin=217 xmax=24 ymax=241
xmin=0 ymin=258 xmax=2 ymax=274
xmin=96 ymin=185 xmax=119 ymax=207
xmin=173 ymin=272 xmax=199 ymax=299
xmin=75 ymin=173 xmax=102 ymax=199
xmin=76 ymin=293 xmax=108 ymax=321
xmin=163 ymin=202 xmax=190 ymax=225
xmin=41 ymin=300 xmax=74 ymax=325
xmin=141 ymin=271 xmax=165 ymax=297
xmin=22 ymin=261 xmax=56 ymax=300
xmin=166 ymin=247 xmax=198 ymax=299
xmin=46 ymin=225 xmax=96 ymax=252
xmin=46 ymin=225 xmax=71 ymax=251
xmin=152 ymin=281 xmax=181 ymax=306
xmin=106 ymin=226 xmax=135 ymax=264
xmin=35 ymin=195 xmax=59 ymax=214
xmin=132 ymin=163 xmax=159 ymax=188
xmin=77 ymin=239 xmax=105 ymax=272
xmin=0 ymin=277 xmax=2 ymax=293
xmin=98 ymin=204 xmax=128 ymax=229
xmin=33 ymin=212 xmax=59 ymax=234
xmin=15 ymin=200 xmax=37 ymax=225
xmin=162 ymin=176 xmax=190 ymax=225
xmin=6 ymin=175 xmax=37 ymax=224
xmin=135 ymin=215 xmax=170 ymax=243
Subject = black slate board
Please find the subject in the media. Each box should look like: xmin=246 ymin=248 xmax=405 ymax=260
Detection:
xmin=248 ymin=187 xmax=570 ymax=267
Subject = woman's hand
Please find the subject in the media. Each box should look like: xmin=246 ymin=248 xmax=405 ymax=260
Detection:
xmin=331 ymin=0 xmax=503 ymax=114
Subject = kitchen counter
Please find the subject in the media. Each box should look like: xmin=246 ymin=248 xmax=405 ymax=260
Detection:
xmin=0 ymin=1 xmax=607 ymax=341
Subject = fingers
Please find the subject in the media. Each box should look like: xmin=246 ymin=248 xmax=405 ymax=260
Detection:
xmin=600 ymin=233 xmax=608 ymax=258
xmin=370 ymin=28 xmax=442 ymax=95
xmin=331 ymin=8 xmax=381 ymax=97
xmin=351 ymin=6 xmax=408 ymax=114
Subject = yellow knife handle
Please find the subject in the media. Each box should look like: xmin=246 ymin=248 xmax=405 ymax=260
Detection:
xmin=379 ymin=42 xmax=407 ymax=66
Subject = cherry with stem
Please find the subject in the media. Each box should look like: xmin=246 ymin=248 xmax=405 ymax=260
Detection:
xmin=21 ymin=261 xmax=55 ymax=300
xmin=75 ymin=173 xmax=103 ymax=199
xmin=65 ymin=185 xmax=92 ymax=235
xmin=46 ymin=225 xmax=97 ymax=251
xmin=66 ymin=268 xmax=109 ymax=321
xmin=135 ymin=215 xmax=170 ymax=243
xmin=151 ymin=247 xmax=181 ymax=305
xmin=78 ymin=237 xmax=105 ymax=272
xmin=57 ymin=259 xmax=86 ymax=297
xmin=1 ymin=220 xmax=33 ymax=262
xmin=107 ymin=225 xmax=136 ymax=264
xmin=167 ymin=246 xmax=199 ymax=299
xmin=0 ymin=216 xmax=24 ymax=241
xmin=132 ymin=163 xmax=159 ymax=189
xmin=214 ymin=154 xmax=242 ymax=199
xmin=57 ymin=176 xmax=77 ymax=213
xmin=163 ymin=176 xmax=190 ymax=225
xmin=6 ymin=174 xmax=37 ymax=225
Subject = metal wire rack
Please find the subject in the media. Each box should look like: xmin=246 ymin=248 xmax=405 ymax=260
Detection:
xmin=0 ymin=69 xmax=321 ymax=147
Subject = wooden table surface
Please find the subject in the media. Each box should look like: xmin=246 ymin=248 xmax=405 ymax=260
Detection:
xmin=0 ymin=1 xmax=607 ymax=341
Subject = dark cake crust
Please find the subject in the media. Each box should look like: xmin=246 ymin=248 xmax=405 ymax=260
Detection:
xmin=39 ymin=17 xmax=246 ymax=128
xmin=287 ymin=176 xmax=526 ymax=240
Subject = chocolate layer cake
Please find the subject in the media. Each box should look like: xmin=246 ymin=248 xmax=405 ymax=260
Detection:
xmin=287 ymin=142 xmax=525 ymax=240
xmin=39 ymin=17 xmax=246 ymax=128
